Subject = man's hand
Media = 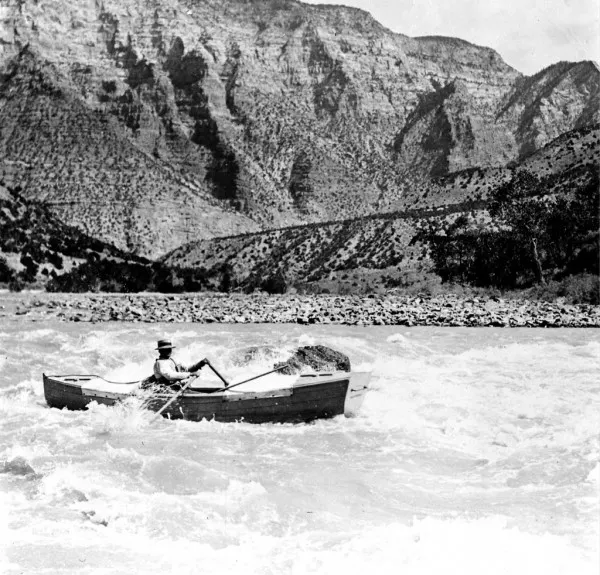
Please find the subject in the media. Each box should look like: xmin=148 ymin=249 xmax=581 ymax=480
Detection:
xmin=192 ymin=358 xmax=210 ymax=372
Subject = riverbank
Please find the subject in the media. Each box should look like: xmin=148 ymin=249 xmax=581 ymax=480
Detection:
xmin=1 ymin=292 xmax=599 ymax=327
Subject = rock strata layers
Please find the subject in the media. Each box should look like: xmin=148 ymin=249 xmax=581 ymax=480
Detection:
xmin=0 ymin=0 xmax=598 ymax=256
xmin=3 ymin=293 xmax=599 ymax=328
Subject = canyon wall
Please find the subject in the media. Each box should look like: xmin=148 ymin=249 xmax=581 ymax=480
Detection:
xmin=0 ymin=0 xmax=597 ymax=255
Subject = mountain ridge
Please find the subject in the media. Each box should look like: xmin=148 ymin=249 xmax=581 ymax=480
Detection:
xmin=0 ymin=0 xmax=598 ymax=258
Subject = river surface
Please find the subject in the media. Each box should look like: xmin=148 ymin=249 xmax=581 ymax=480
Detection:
xmin=0 ymin=322 xmax=598 ymax=574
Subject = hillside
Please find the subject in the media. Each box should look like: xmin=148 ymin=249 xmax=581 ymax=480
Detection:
xmin=162 ymin=125 xmax=600 ymax=294
xmin=0 ymin=0 xmax=598 ymax=256
xmin=393 ymin=122 xmax=600 ymax=212
xmin=0 ymin=181 xmax=147 ymax=287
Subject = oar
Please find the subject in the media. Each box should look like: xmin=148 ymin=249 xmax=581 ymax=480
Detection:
xmin=207 ymin=362 xmax=230 ymax=387
xmin=152 ymin=375 xmax=198 ymax=420
xmin=205 ymin=364 xmax=289 ymax=394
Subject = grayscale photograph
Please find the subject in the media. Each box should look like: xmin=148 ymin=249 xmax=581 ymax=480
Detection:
xmin=0 ymin=0 xmax=598 ymax=573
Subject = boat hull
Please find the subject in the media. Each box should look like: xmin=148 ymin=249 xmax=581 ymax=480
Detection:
xmin=43 ymin=372 xmax=370 ymax=424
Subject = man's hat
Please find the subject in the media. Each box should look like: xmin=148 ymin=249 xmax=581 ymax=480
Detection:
xmin=155 ymin=339 xmax=176 ymax=350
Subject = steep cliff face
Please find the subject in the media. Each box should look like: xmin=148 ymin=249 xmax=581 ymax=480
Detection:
xmin=0 ymin=0 xmax=597 ymax=256
xmin=0 ymin=47 xmax=258 ymax=255
xmin=497 ymin=61 xmax=600 ymax=158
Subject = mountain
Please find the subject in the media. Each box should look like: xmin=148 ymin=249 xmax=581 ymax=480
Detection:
xmin=496 ymin=61 xmax=600 ymax=158
xmin=161 ymin=125 xmax=600 ymax=293
xmin=0 ymin=47 xmax=258 ymax=256
xmin=6 ymin=124 xmax=595 ymax=294
xmin=0 ymin=0 xmax=598 ymax=257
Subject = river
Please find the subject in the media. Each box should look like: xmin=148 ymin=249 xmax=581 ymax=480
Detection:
xmin=1 ymin=322 xmax=598 ymax=574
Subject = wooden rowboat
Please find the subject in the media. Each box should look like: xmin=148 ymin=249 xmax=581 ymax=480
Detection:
xmin=43 ymin=372 xmax=370 ymax=423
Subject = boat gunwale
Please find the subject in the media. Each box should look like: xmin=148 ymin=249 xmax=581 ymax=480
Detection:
xmin=43 ymin=372 xmax=358 ymax=397
xmin=43 ymin=373 xmax=141 ymax=386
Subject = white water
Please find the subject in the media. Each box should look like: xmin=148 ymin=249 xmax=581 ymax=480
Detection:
xmin=0 ymin=322 xmax=598 ymax=574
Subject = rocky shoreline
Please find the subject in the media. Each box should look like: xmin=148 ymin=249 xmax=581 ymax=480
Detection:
xmin=1 ymin=292 xmax=599 ymax=327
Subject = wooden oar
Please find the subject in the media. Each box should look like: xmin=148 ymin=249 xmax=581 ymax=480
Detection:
xmin=152 ymin=375 xmax=198 ymax=420
xmin=205 ymin=364 xmax=289 ymax=394
xmin=207 ymin=362 xmax=230 ymax=387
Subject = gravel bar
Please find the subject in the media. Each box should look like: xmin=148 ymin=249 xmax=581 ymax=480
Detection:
xmin=2 ymin=292 xmax=599 ymax=327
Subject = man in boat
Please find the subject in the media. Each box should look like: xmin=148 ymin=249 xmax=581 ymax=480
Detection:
xmin=151 ymin=339 xmax=210 ymax=391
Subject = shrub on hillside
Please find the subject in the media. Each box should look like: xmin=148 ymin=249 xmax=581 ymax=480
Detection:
xmin=8 ymin=278 xmax=25 ymax=292
xmin=260 ymin=271 xmax=288 ymax=294
xmin=46 ymin=259 xmax=213 ymax=293
xmin=19 ymin=254 xmax=39 ymax=282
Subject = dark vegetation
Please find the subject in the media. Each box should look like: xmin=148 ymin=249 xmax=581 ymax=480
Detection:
xmin=0 ymin=182 xmax=230 ymax=293
xmin=425 ymin=166 xmax=599 ymax=302
xmin=46 ymin=260 xmax=215 ymax=293
xmin=0 ymin=183 xmax=144 ymax=290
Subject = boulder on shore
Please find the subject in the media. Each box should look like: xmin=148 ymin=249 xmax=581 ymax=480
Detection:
xmin=275 ymin=345 xmax=351 ymax=375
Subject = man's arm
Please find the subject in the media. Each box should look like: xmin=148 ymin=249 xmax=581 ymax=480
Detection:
xmin=155 ymin=359 xmax=193 ymax=382
xmin=188 ymin=358 xmax=210 ymax=373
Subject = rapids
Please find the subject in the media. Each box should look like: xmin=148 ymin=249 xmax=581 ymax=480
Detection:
xmin=0 ymin=322 xmax=598 ymax=574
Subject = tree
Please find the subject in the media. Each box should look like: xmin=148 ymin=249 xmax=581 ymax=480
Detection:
xmin=546 ymin=167 xmax=599 ymax=275
xmin=219 ymin=263 xmax=234 ymax=293
xmin=260 ymin=270 xmax=288 ymax=294
xmin=0 ymin=256 xmax=14 ymax=282
xmin=425 ymin=165 xmax=598 ymax=293
xmin=20 ymin=254 xmax=39 ymax=283
xmin=426 ymin=216 xmax=527 ymax=288
xmin=488 ymin=171 xmax=552 ymax=285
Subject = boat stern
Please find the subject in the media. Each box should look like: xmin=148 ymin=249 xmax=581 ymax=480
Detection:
xmin=344 ymin=372 xmax=371 ymax=417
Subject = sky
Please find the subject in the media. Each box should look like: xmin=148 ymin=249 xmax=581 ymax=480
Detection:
xmin=303 ymin=0 xmax=599 ymax=75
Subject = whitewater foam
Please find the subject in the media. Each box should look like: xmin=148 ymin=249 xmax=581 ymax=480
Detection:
xmin=0 ymin=323 xmax=598 ymax=574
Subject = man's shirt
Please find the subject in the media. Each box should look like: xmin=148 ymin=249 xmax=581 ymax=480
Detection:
xmin=153 ymin=358 xmax=192 ymax=383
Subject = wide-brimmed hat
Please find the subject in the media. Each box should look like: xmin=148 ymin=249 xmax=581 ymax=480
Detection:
xmin=155 ymin=339 xmax=176 ymax=350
